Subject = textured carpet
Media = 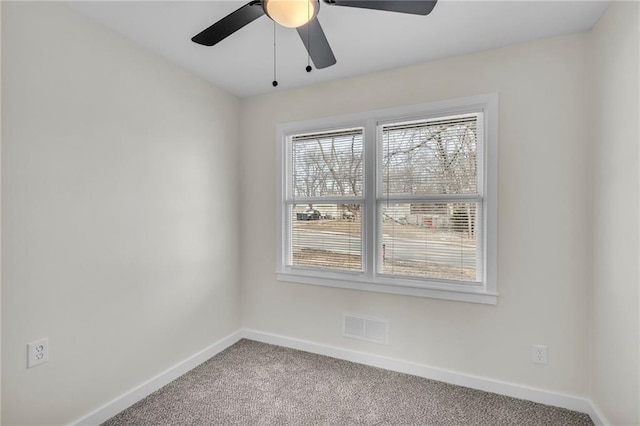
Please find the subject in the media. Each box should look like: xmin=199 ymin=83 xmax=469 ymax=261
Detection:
xmin=103 ymin=339 xmax=593 ymax=425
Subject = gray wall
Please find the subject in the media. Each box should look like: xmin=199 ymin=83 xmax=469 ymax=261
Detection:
xmin=1 ymin=3 xmax=241 ymax=423
xmin=590 ymin=2 xmax=640 ymax=424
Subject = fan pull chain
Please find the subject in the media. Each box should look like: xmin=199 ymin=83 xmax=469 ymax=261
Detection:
xmin=306 ymin=1 xmax=312 ymax=72
xmin=272 ymin=21 xmax=278 ymax=87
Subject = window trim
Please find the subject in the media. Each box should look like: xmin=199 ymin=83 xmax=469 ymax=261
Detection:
xmin=276 ymin=94 xmax=498 ymax=305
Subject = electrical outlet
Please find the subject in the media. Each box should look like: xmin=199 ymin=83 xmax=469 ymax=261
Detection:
xmin=27 ymin=338 xmax=49 ymax=368
xmin=532 ymin=344 xmax=547 ymax=365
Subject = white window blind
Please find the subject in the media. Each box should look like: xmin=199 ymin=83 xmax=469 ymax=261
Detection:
xmin=287 ymin=128 xmax=364 ymax=271
xmin=291 ymin=129 xmax=363 ymax=198
xmin=380 ymin=115 xmax=479 ymax=196
xmin=379 ymin=114 xmax=483 ymax=283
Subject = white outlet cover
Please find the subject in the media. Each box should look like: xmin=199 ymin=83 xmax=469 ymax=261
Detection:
xmin=532 ymin=344 xmax=548 ymax=365
xmin=27 ymin=338 xmax=49 ymax=368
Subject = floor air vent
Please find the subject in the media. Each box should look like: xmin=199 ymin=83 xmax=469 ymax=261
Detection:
xmin=343 ymin=314 xmax=388 ymax=344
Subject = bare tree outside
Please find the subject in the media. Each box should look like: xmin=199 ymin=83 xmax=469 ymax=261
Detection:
xmin=292 ymin=129 xmax=363 ymax=217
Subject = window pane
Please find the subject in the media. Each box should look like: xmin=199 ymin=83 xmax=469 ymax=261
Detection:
xmin=292 ymin=129 xmax=363 ymax=198
xmin=380 ymin=202 xmax=479 ymax=282
xmin=291 ymin=203 xmax=362 ymax=271
xmin=381 ymin=115 xmax=478 ymax=196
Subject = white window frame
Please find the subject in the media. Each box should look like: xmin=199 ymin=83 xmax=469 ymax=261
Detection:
xmin=276 ymin=94 xmax=498 ymax=305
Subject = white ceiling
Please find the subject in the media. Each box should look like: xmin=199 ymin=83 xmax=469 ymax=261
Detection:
xmin=69 ymin=0 xmax=610 ymax=98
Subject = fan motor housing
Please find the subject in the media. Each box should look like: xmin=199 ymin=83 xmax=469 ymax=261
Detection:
xmin=262 ymin=0 xmax=320 ymax=28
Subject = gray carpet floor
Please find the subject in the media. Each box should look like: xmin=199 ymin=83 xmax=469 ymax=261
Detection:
xmin=103 ymin=339 xmax=593 ymax=425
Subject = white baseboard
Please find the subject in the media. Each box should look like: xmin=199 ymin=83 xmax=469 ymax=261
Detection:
xmin=241 ymin=329 xmax=606 ymax=425
xmin=71 ymin=328 xmax=609 ymax=426
xmin=72 ymin=330 xmax=243 ymax=426
xmin=584 ymin=400 xmax=610 ymax=426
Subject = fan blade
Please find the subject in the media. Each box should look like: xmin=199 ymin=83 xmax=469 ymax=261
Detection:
xmin=296 ymin=18 xmax=337 ymax=69
xmin=192 ymin=1 xmax=265 ymax=46
xmin=323 ymin=0 xmax=437 ymax=15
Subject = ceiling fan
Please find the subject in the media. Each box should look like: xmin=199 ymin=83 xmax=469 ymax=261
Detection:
xmin=191 ymin=0 xmax=438 ymax=70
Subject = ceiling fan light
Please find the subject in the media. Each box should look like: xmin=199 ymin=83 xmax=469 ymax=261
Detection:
xmin=264 ymin=0 xmax=318 ymax=28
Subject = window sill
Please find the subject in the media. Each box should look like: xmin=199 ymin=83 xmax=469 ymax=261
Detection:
xmin=276 ymin=270 xmax=498 ymax=305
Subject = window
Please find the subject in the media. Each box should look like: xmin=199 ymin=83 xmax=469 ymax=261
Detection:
xmin=277 ymin=94 xmax=498 ymax=304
